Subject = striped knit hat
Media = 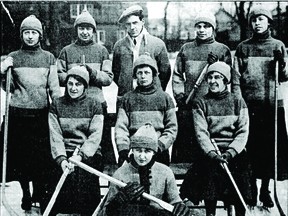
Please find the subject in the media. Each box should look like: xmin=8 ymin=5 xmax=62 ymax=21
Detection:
xmin=20 ymin=15 xmax=43 ymax=36
xmin=130 ymin=123 xmax=158 ymax=152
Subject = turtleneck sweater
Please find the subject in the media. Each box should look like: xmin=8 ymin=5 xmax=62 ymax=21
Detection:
xmin=233 ymin=29 xmax=288 ymax=104
xmin=115 ymin=80 xmax=177 ymax=153
xmin=57 ymin=38 xmax=113 ymax=104
xmin=101 ymin=158 xmax=181 ymax=213
xmin=49 ymin=88 xmax=104 ymax=165
xmin=192 ymin=88 xmax=249 ymax=157
xmin=4 ymin=42 xmax=60 ymax=112
xmin=173 ymin=35 xmax=232 ymax=103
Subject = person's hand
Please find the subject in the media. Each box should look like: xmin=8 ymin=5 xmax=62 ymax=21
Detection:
xmin=207 ymin=52 xmax=218 ymax=65
xmin=207 ymin=151 xmax=227 ymax=163
xmin=68 ymin=154 xmax=82 ymax=172
xmin=172 ymin=202 xmax=193 ymax=216
xmin=222 ymin=151 xmax=232 ymax=162
xmin=60 ymin=160 xmax=70 ymax=173
xmin=0 ymin=56 xmax=13 ymax=74
xmin=175 ymin=93 xmax=187 ymax=107
xmin=118 ymin=149 xmax=129 ymax=167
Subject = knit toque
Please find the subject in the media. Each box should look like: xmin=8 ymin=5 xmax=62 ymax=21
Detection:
xmin=118 ymin=5 xmax=143 ymax=23
xmin=66 ymin=65 xmax=90 ymax=87
xmin=130 ymin=123 xmax=158 ymax=152
xmin=207 ymin=61 xmax=231 ymax=83
xmin=74 ymin=9 xmax=96 ymax=30
xmin=20 ymin=15 xmax=43 ymax=36
xmin=133 ymin=53 xmax=158 ymax=78
xmin=195 ymin=12 xmax=216 ymax=29
xmin=248 ymin=7 xmax=273 ymax=25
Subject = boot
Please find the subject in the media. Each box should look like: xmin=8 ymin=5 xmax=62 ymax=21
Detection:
xmin=259 ymin=190 xmax=274 ymax=208
xmin=21 ymin=195 xmax=32 ymax=211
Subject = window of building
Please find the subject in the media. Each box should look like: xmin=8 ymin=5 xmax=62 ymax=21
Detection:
xmin=97 ymin=30 xmax=106 ymax=45
xmin=117 ymin=30 xmax=126 ymax=40
xmin=70 ymin=4 xmax=94 ymax=18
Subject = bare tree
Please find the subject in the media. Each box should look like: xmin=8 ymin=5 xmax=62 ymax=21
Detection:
xmin=234 ymin=1 xmax=253 ymax=41
xmin=163 ymin=1 xmax=170 ymax=42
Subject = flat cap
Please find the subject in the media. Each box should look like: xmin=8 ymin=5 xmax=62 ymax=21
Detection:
xmin=118 ymin=5 xmax=143 ymax=23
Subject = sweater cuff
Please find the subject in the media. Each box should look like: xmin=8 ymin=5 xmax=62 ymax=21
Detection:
xmin=55 ymin=155 xmax=67 ymax=166
xmin=227 ymin=148 xmax=238 ymax=158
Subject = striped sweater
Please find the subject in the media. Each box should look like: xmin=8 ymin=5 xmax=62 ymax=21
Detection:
xmin=115 ymin=81 xmax=177 ymax=152
xmin=192 ymin=89 xmax=249 ymax=157
xmin=172 ymin=37 xmax=232 ymax=103
xmin=1 ymin=45 xmax=60 ymax=110
xmin=57 ymin=40 xmax=113 ymax=103
xmin=49 ymin=92 xmax=104 ymax=165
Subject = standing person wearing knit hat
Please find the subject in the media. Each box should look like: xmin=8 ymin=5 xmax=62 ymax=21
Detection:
xmin=0 ymin=15 xmax=60 ymax=211
xmin=180 ymin=62 xmax=252 ymax=216
xmin=57 ymin=8 xmax=115 ymax=164
xmin=45 ymin=65 xmax=104 ymax=215
xmin=171 ymin=11 xmax=234 ymax=163
xmin=99 ymin=123 xmax=192 ymax=216
xmin=233 ymin=5 xmax=288 ymax=208
xmin=113 ymin=5 xmax=171 ymax=108
xmin=115 ymin=54 xmax=177 ymax=167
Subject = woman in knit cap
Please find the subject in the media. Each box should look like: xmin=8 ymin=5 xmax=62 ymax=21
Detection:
xmin=0 ymin=15 xmax=60 ymax=210
xmin=233 ymin=6 xmax=288 ymax=208
xmin=115 ymin=54 xmax=177 ymax=167
xmin=46 ymin=65 xmax=104 ymax=215
xmin=99 ymin=123 xmax=192 ymax=216
xmin=57 ymin=9 xmax=114 ymax=164
xmin=180 ymin=62 xmax=252 ymax=216
xmin=171 ymin=12 xmax=234 ymax=163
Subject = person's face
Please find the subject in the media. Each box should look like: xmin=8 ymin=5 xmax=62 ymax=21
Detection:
xmin=207 ymin=71 xmax=226 ymax=93
xmin=67 ymin=76 xmax=85 ymax=99
xmin=251 ymin=15 xmax=269 ymax=33
xmin=195 ymin=22 xmax=213 ymax=40
xmin=22 ymin=30 xmax=40 ymax=46
xmin=125 ymin=15 xmax=144 ymax=37
xmin=132 ymin=147 xmax=154 ymax=166
xmin=135 ymin=66 xmax=153 ymax=86
xmin=77 ymin=25 xmax=94 ymax=42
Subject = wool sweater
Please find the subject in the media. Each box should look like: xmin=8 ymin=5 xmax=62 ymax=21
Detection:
xmin=112 ymin=29 xmax=171 ymax=96
xmin=49 ymin=92 xmax=104 ymax=165
xmin=57 ymin=40 xmax=113 ymax=103
xmin=115 ymin=81 xmax=177 ymax=152
xmin=172 ymin=37 xmax=232 ymax=103
xmin=192 ymin=89 xmax=249 ymax=157
xmin=1 ymin=45 xmax=60 ymax=110
xmin=100 ymin=161 xmax=181 ymax=215
xmin=233 ymin=31 xmax=288 ymax=107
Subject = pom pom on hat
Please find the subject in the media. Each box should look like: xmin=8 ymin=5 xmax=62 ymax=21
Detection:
xmin=248 ymin=7 xmax=273 ymax=25
xmin=130 ymin=123 xmax=158 ymax=152
xmin=74 ymin=9 xmax=96 ymax=30
xmin=133 ymin=53 xmax=158 ymax=78
xmin=195 ymin=12 xmax=216 ymax=29
xmin=66 ymin=65 xmax=90 ymax=87
xmin=118 ymin=5 xmax=143 ymax=23
xmin=206 ymin=62 xmax=231 ymax=83
xmin=20 ymin=15 xmax=43 ymax=36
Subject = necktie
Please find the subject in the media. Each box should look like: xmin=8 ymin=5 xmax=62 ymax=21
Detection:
xmin=133 ymin=39 xmax=137 ymax=45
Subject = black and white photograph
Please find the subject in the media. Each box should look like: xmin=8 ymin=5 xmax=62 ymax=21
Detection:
xmin=0 ymin=1 xmax=287 ymax=215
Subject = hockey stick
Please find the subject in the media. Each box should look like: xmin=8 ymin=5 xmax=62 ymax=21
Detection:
xmin=69 ymin=158 xmax=174 ymax=212
xmin=211 ymin=139 xmax=252 ymax=215
xmin=273 ymin=61 xmax=286 ymax=216
xmin=42 ymin=147 xmax=80 ymax=216
xmin=185 ymin=64 xmax=209 ymax=104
